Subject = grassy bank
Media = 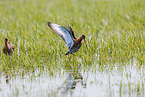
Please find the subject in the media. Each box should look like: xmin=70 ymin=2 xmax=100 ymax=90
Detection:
xmin=0 ymin=0 xmax=144 ymax=74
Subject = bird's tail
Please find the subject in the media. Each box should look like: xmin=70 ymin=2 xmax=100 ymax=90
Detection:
xmin=65 ymin=51 xmax=73 ymax=55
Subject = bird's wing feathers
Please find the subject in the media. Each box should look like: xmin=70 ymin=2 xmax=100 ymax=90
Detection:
xmin=48 ymin=22 xmax=74 ymax=49
xmin=8 ymin=42 xmax=14 ymax=51
xmin=68 ymin=25 xmax=77 ymax=39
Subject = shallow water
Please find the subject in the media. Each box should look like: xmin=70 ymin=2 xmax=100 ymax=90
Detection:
xmin=0 ymin=63 xmax=145 ymax=97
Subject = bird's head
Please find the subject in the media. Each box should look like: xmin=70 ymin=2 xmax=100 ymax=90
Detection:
xmin=81 ymin=35 xmax=88 ymax=49
xmin=5 ymin=38 xmax=8 ymax=42
xmin=81 ymin=35 xmax=85 ymax=39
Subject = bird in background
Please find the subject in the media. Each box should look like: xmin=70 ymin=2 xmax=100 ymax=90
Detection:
xmin=48 ymin=22 xmax=88 ymax=55
xmin=2 ymin=38 xmax=14 ymax=55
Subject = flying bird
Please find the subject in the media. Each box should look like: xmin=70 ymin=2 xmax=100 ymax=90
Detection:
xmin=48 ymin=22 xmax=88 ymax=55
xmin=2 ymin=38 xmax=14 ymax=55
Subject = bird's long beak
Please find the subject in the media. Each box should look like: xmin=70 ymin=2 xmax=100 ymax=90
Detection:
xmin=84 ymin=39 xmax=88 ymax=49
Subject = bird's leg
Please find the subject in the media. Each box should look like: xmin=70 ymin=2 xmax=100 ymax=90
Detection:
xmin=10 ymin=56 xmax=12 ymax=67
xmin=72 ymin=53 xmax=79 ymax=72
xmin=66 ymin=55 xmax=73 ymax=70
xmin=72 ymin=53 xmax=75 ymax=65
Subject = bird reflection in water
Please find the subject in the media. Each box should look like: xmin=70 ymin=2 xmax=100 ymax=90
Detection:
xmin=56 ymin=72 xmax=86 ymax=94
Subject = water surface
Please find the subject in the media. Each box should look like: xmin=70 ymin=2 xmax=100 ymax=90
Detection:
xmin=0 ymin=63 xmax=144 ymax=97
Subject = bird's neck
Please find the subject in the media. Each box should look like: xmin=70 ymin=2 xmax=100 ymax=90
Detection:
xmin=5 ymin=42 xmax=9 ymax=47
xmin=75 ymin=37 xmax=83 ymax=43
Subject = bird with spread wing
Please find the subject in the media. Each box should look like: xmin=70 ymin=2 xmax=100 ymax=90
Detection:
xmin=48 ymin=22 xmax=88 ymax=55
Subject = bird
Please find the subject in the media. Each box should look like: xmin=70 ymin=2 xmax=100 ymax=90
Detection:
xmin=48 ymin=22 xmax=88 ymax=55
xmin=2 ymin=38 xmax=14 ymax=55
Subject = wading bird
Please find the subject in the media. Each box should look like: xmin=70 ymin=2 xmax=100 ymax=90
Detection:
xmin=48 ymin=22 xmax=88 ymax=55
xmin=2 ymin=38 xmax=14 ymax=55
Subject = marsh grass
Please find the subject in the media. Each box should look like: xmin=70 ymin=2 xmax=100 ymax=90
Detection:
xmin=0 ymin=0 xmax=145 ymax=75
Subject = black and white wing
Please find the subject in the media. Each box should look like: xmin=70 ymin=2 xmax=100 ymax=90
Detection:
xmin=48 ymin=22 xmax=74 ymax=49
